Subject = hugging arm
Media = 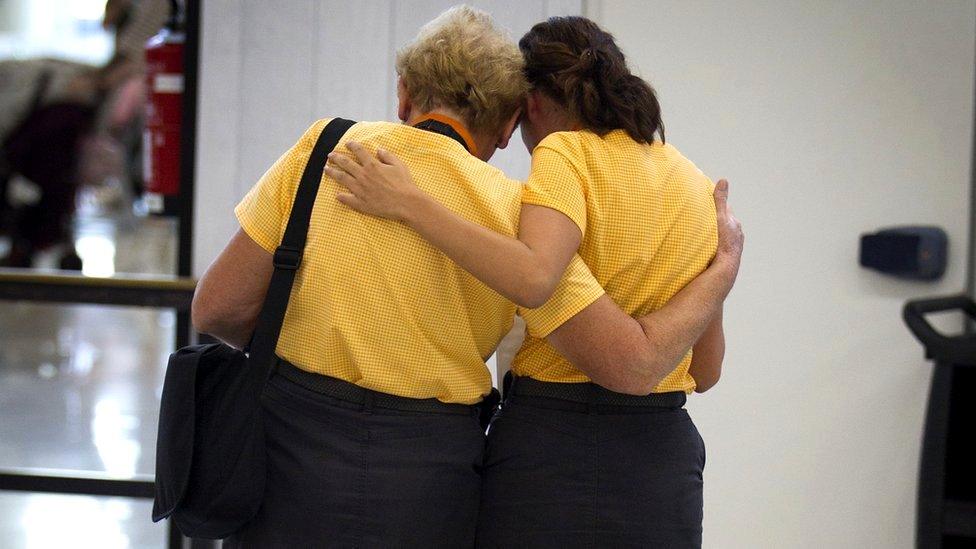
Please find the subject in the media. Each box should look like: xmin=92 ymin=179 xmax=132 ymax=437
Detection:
xmin=327 ymin=144 xmax=744 ymax=393
xmin=542 ymin=181 xmax=741 ymax=394
xmin=546 ymin=267 xmax=729 ymax=394
xmin=688 ymin=308 xmax=724 ymax=392
xmin=326 ymin=144 xmax=580 ymax=308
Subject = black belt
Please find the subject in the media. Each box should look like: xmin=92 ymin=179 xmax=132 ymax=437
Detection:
xmin=506 ymin=375 xmax=686 ymax=413
xmin=275 ymin=358 xmax=482 ymax=416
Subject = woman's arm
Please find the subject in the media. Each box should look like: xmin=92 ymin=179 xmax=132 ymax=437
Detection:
xmin=325 ymin=143 xmax=580 ymax=308
xmin=191 ymin=228 xmax=274 ymax=348
xmin=540 ymin=180 xmax=741 ymax=394
xmin=688 ymin=309 xmax=724 ymax=392
xmin=546 ymin=256 xmax=734 ymax=395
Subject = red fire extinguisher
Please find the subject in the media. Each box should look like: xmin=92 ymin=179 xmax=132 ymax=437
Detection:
xmin=144 ymin=1 xmax=185 ymax=215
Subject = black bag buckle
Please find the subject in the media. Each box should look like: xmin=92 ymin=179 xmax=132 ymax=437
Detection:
xmin=273 ymin=246 xmax=302 ymax=270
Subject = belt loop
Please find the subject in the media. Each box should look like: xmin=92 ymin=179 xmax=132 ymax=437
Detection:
xmin=362 ymin=391 xmax=375 ymax=414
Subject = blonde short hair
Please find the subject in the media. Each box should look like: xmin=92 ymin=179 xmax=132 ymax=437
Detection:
xmin=395 ymin=5 xmax=528 ymax=135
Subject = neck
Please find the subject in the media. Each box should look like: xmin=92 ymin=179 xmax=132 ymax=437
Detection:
xmin=408 ymin=108 xmax=495 ymax=161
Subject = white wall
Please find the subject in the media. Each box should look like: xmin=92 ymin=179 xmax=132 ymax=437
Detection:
xmin=196 ymin=1 xmax=976 ymax=547
xmin=591 ymin=1 xmax=975 ymax=547
xmin=194 ymin=0 xmax=582 ymax=275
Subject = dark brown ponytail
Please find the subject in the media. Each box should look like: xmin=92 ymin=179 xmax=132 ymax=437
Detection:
xmin=519 ymin=16 xmax=664 ymax=144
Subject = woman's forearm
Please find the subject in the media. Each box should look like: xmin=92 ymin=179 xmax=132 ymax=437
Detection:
xmin=688 ymin=310 xmax=724 ymax=392
xmin=403 ymin=195 xmax=580 ymax=308
xmin=549 ymin=179 xmax=743 ymax=394
xmin=546 ymin=257 xmax=735 ymax=395
xmin=326 ymin=143 xmax=582 ymax=306
xmin=626 ymin=260 xmax=734 ymax=390
xmin=192 ymin=274 xmax=261 ymax=349
xmin=612 ymin=258 xmax=733 ymax=393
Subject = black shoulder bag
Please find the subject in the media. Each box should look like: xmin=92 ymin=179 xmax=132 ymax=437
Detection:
xmin=151 ymin=118 xmax=356 ymax=539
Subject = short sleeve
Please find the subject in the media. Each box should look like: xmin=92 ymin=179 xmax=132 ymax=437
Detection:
xmin=521 ymin=140 xmax=587 ymax=238
xmin=520 ymin=254 xmax=605 ymax=338
xmin=234 ymin=120 xmax=329 ymax=253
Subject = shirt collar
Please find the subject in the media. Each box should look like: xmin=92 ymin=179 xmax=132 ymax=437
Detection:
xmin=409 ymin=113 xmax=479 ymax=157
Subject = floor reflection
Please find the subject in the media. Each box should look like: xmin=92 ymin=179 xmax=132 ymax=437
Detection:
xmin=0 ymin=492 xmax=165 ymax=549
xmin=0 ymin=207 xmax=178 ymax=546
xmin=0 ymin=302 xmax=170 ymax=475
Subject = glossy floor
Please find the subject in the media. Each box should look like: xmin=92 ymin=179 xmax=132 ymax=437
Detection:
xmin=0 ymin=204 xmax=179 ymax=548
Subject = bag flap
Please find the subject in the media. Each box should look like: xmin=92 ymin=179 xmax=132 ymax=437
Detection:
xmin=152 ymin=344 xmax=213 ymax=521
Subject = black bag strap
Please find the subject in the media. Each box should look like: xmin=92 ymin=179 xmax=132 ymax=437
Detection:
xmin=247 ymin=118 xmax=356 ymax=377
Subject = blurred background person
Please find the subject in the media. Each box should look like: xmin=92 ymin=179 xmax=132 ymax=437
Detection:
xmin=0 ymin=0 xmax=170 ymax=269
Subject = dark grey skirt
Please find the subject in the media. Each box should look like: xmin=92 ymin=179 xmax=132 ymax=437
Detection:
xmin=477 ymin=390 xmax=705 ymax=549
xmin=225 ymin=369 xmax=485 ymax=548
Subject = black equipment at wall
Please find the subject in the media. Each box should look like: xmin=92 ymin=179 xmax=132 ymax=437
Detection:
xmin=903 ymin=295 xmax=976 ymax=548
xmin=861 ymin=226 xmax=947 ymax=280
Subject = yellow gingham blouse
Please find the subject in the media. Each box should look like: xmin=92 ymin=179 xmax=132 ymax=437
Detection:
xmin=235 ymin=118 xmax=604 ymax=404
xmin=516 ymin=130 xmax=718 ymax=394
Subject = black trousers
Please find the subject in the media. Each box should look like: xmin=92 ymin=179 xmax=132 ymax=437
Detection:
xmin=477 ymin=393 xmax=706 ymax=548
xmin=225 ymin=370 xmax=486 ymax=548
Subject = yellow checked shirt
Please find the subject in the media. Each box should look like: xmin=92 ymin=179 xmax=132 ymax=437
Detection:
xmin=515 ymin=130 xmax=718 ymax=394
xmin=236 ymin=118 xmax=603 ymax=404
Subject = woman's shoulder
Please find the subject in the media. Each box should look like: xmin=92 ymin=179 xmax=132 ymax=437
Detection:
xmin=535 ymin=130 xmax=588 ymax=154
xmin=655 ymin=142 xmax=706 ymax=175
xmin=540 ymin=128 xmax=656 ymax=155
xmin=299 ymin=117 xmax=403 ymax=137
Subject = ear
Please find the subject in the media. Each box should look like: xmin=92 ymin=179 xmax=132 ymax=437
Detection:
xmin=495 ymin=107 xmax=522 ymax=150
xmin=524 ymin=90 xmax=544 ymax=123
xmin=396 ymin=77 xmax=412 ymax=122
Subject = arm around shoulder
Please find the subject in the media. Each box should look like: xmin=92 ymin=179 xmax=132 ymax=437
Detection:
xmin=544 ymin=179 xmax=743 ymax=394
xmin=545 ymin=258 xmax=736 ymax=395
xmin=544 ymin=294 xmax=670 ymax=395
xmin=327 ymin=141 xmax=584 ymax=308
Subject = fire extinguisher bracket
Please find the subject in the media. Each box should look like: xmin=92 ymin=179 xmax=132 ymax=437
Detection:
xmin=154 ymin=73 xmax=185 ymax=94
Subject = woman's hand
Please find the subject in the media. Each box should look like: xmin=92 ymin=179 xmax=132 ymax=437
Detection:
xmin=325 ymin=142 xmax=424 ymax=222
xmin=712 ymin=179 xmax=744 ymax=284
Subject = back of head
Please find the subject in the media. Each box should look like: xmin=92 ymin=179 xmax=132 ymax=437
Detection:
xmin=519 ymin=16 xmax=664 ymax=144
xmin=395 ymin=5 xmax=528 ymax=135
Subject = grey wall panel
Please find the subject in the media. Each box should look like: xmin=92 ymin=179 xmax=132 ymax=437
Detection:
xmin=545 ymin=0 xmax=586 ymax=16
xmin=390 ymin=0 xmax=458 ymax=47
xmin=472 ymin=0 xmax=546 ymax=36
xmin=236 ymin=0 xmax=316 ymax=198
xmin=194 ymin=0 xmax=243 ymax=273
xmin=195 ymin=1 xmax=581 ymax=272
xmin=314 ymin=1 xmax=394 ymax=122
